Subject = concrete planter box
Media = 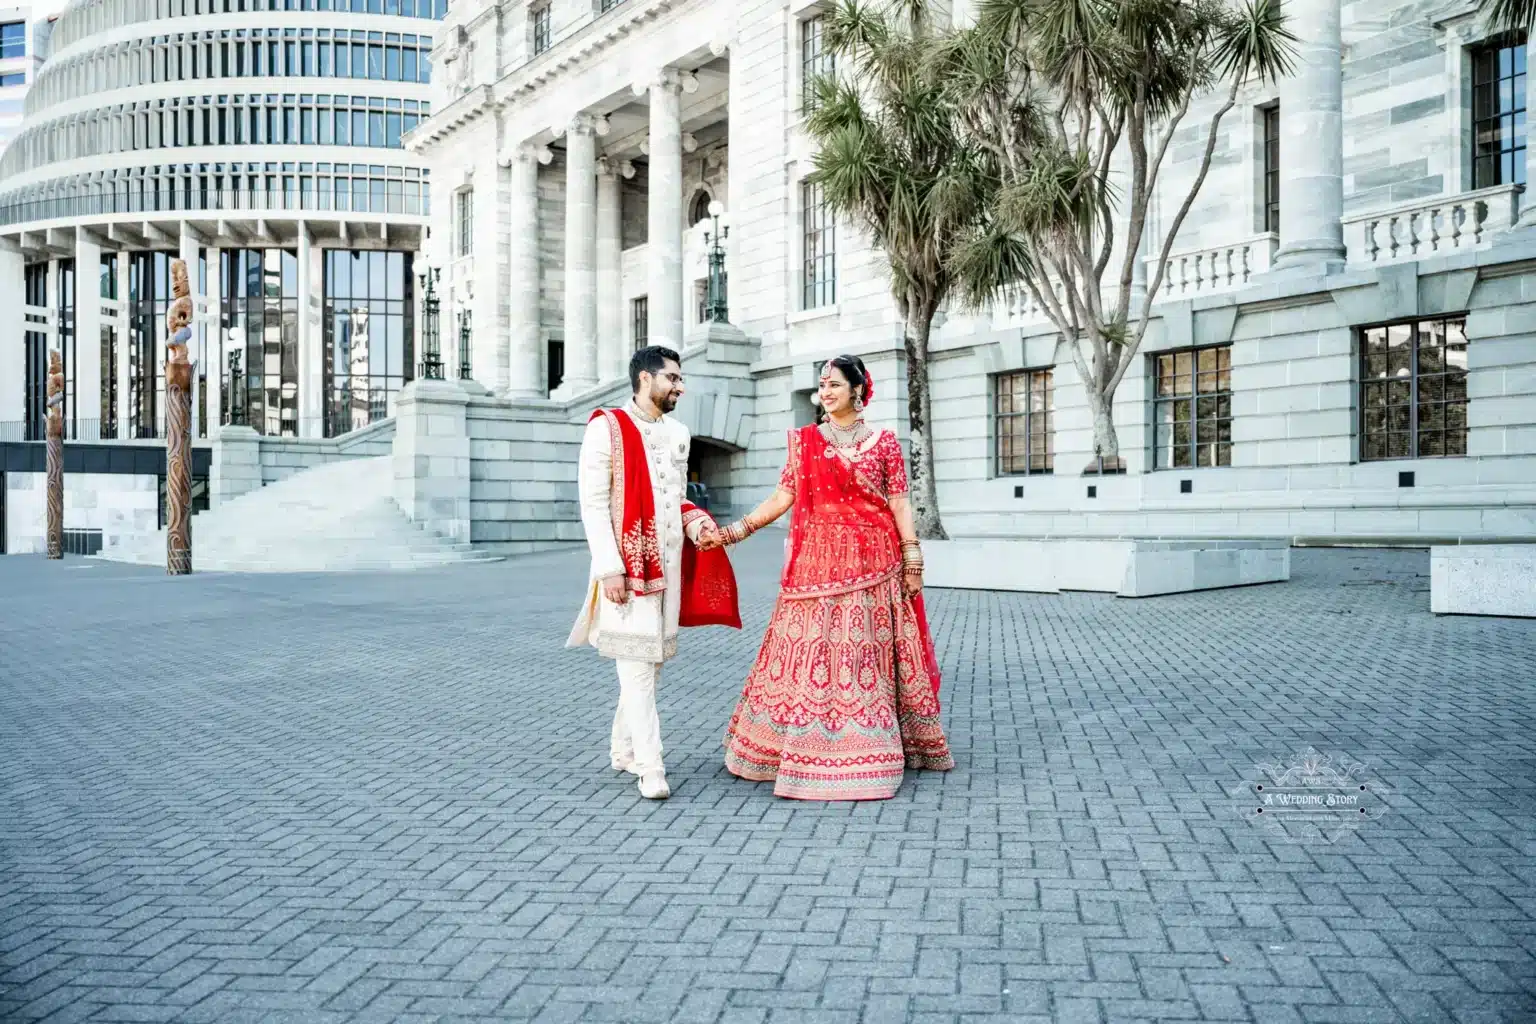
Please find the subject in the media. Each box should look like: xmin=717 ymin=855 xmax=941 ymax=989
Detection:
xmin=1431 ymin=545 xmax=1536 ymax=618
xmin=924 ymin=538 xmax=1290 ymax=597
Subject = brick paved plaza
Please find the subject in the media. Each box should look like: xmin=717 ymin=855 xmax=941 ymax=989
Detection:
xmin=2 ymin=542 xmax=1534 ymax=1024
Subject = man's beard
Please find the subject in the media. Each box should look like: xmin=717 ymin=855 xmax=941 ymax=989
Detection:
xmin=655 ymin=388 xmax=678 ymax=413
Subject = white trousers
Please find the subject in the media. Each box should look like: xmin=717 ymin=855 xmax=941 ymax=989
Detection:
xmin=611 ymin=659 xmax=665 ymax=774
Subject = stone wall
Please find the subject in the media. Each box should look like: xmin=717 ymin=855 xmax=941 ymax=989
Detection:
xmin=4 ymin=470 xmax=158 ymax=556
xmin=257 ymin=418 xmax=397 ymax=486
xmin=412 ymin=0 xmax=1536 ymax=548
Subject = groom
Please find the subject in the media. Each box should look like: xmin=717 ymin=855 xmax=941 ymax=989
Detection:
xmin=567 ymin=345 xmax=731 ymax=799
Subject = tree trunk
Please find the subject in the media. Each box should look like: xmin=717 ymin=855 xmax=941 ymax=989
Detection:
xmin=1087 ymin=383 xmax=1121 ymax=463
xmin=904 ymin=298 xmax=948 ymax=539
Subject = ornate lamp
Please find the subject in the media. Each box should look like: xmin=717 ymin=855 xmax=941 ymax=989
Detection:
xmin=418 ymin=266 xmax=443 ymax=380
xmin=704 ymin=199 xmax=729 ymax=323
xmin=458 ymin=307 xmax=473 ymax=381
xmin=226 ymin=345 xmax=244 ymax=426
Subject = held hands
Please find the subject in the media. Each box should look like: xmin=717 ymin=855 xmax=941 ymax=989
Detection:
xmin=696 ymin=525 xmax=724 ymax=552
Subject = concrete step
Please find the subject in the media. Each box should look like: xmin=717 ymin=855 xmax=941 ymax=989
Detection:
xmin=98 ymin=455 xmax=501 ymax=573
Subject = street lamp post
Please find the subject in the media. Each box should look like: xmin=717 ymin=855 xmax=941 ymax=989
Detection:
xmin=418 ymin=267 xmax=443 ymax=380
xmin=226 ymin=347 xmax=244 ymax=426
xmin=704 ymin=200 xmax=729 ymax=323
xmin=458 ymin=307 xmax=472 ymax=381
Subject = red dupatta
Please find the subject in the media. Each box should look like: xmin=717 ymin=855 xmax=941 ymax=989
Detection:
xmin=591 ymin=408 xmax=740 ymax=628
xmin=780 ymin=424 xmax=942 ymax=695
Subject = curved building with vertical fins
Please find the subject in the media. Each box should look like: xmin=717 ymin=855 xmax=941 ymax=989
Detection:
xmin=0 ymin=0 xmax=446 ymax=454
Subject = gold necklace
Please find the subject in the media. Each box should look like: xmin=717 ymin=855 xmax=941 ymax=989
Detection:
xmin=820 ymin=416 xmax=871 ymax=449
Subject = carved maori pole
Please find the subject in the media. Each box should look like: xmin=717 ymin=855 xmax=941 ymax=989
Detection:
xmin=165 ymin=259 xmax=194 ymax=575
xmin=45 ymin=350 xmax=64 ymax=559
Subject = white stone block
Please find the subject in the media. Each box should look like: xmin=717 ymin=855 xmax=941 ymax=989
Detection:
xmin=1431 ymin=545 xmax=1536 ymax=618
xmin=925 ymin=538 xmax=1288 ymax=596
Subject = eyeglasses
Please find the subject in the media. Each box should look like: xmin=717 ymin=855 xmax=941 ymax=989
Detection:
xmin=658 ymin=372 xmax=684 ymax=386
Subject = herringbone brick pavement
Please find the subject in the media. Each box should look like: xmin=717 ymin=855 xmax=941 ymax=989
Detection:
xmin=0 ymin=542 xmax=1533 ymax=1023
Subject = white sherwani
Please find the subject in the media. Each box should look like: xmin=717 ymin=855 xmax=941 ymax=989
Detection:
xmin=566 ymin=403 xmax=704 ymax=776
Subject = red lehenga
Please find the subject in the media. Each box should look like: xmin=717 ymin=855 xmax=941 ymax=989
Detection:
xmin=722 ymin=425 xmax=954 ymax=800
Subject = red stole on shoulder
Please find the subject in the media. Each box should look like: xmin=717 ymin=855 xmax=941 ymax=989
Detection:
xmin=590 ymin=408 xmax=740 ymax=629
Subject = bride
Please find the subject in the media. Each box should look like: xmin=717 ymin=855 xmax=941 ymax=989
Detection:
xmin=712 ymin=354 xmax=953 ymax=800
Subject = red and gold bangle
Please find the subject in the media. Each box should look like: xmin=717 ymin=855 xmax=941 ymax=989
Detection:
xmin=722 ymin=519 xmax=757 ymax=545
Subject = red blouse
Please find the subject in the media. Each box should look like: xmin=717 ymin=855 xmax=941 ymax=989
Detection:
xmin=777 ymin=424 xmax=908 ymax=599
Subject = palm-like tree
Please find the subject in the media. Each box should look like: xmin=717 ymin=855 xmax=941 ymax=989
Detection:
xmin=943 ymin=0 xmax=1295 ymax=465
xmin=803 ymin=0 xmax=990 ymax=539
xmin=1481 ymin=0 xmax=1536 ymax=32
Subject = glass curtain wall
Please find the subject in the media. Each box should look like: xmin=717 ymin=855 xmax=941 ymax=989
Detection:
xmin=322 ymin=250 xmax=412 ymax=437
xmin=100 ymin=255 xmax=119 ymax=440
xmin=128 ymin=252 xmax=174 ymax=438
xmin=223 ymin=249 xmax=299 ymax=437
xmin=23 ymin=264 xmax=47 ymax=440
xmin=57 ymin=260 xmax=76 ymax=438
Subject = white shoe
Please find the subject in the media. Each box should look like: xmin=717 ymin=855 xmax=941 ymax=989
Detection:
xmin=638 ymin=771 xmax=670 ymax=799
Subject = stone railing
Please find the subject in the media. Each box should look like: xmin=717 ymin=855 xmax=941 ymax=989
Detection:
xmin=1150 ymin=233 xmax=1277 ymax=297
xmin=990 ymin=236 xmax=1273 ymax=328
xmin=993 ymin=278 xmax=1063 ymax=328
xmin=1344 ymin=183 xmax=1522 ymax=265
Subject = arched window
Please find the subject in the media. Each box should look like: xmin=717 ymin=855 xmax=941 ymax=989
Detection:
xmin=688 ymin=188 xmax=712 ymax=226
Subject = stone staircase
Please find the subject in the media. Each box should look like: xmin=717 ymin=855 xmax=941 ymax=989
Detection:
xmin=100 ymin=456 xmax=503 ymax=572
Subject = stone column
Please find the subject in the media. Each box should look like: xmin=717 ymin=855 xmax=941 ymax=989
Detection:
xmin=505 ymin=143 xmax=549 ymax=397
xmin=74 ymin=230 xmax=103 ymax=437
xmin=115 ymin=252 xmax=131 ymax=435
xmin=0 ymin=244 xmax=22 ymax=428
xmin=210 ymin=424 xmax=261 ymax=506
xmin=559 ymin=115 xmax=600 ymax=394
xmin=636 ymin=69 xmax=692 ymax=347
xmin=1521 ymin=63 xmax=1536 ymax=227
xmin=471 ymin=148 xmax=506 ymax=392
xmin=205 ymin=246 xmax=223 ymax=430
xmin=1272 ymin=0 xmax=1346 ymax=272
xmin=596 ymin=157 xmax=625 ymax=382
xmin=176 ymin=226 xmax=201 ymax=438
xmin=296 ymin=225 xmax=322 ymax=437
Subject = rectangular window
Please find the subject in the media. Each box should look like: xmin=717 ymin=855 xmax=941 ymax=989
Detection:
xmin=800 ymin=15 xmax=834 ymax=113
xmin=801 ymin=179 xmax=836 ymax=309
xmin=1359 ymin=316 xmax=1469 ymax=461
xmin=598 ymin=0 xmax=625 ymax=12
xmin=1153 ymin=344 xmax=1233 ymax=469
xmin=455 ymin=189 xmax=472 ymax=256
xmin=1472 ymin=35 xmax=1527 ymax=188
xmin=531 ymin=5 xmax=552 ymax=55
xmin=1262 ymin=103 xmax=1280 ymax=233
xmin=0 ymin=72 xmax=24 ymax=87
xmin=995 ymin=369 xmax=1054 ymax=476
xmin=0 ymin=22 xmax=25 ymax=60
xmin=631 ymin=295 xmax=648 ymax=349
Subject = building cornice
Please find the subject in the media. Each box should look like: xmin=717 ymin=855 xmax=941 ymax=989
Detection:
xmin=406 ymin=0 xmax=695 ymax=152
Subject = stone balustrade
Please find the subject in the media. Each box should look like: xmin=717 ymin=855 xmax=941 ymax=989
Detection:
xmin=992 ymin=279 xmax=1051 ymax=328
xmin=1344 ymin=183 xmax=1523 ymax=265
xmin=1152 ymin=234 xmax=1277 ymax=297
xmin=983 ymin=186 xmax=1525 ymax=331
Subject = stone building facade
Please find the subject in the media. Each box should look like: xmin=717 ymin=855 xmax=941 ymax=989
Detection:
xmin=404 ymin=0 xmax=1536 ymax=544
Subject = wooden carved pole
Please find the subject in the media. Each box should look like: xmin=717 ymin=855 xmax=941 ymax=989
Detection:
xmin=165 ymin=259 xmax=194 ymax=575
xmin=45 ymin=350 xmax=64 ymax=559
